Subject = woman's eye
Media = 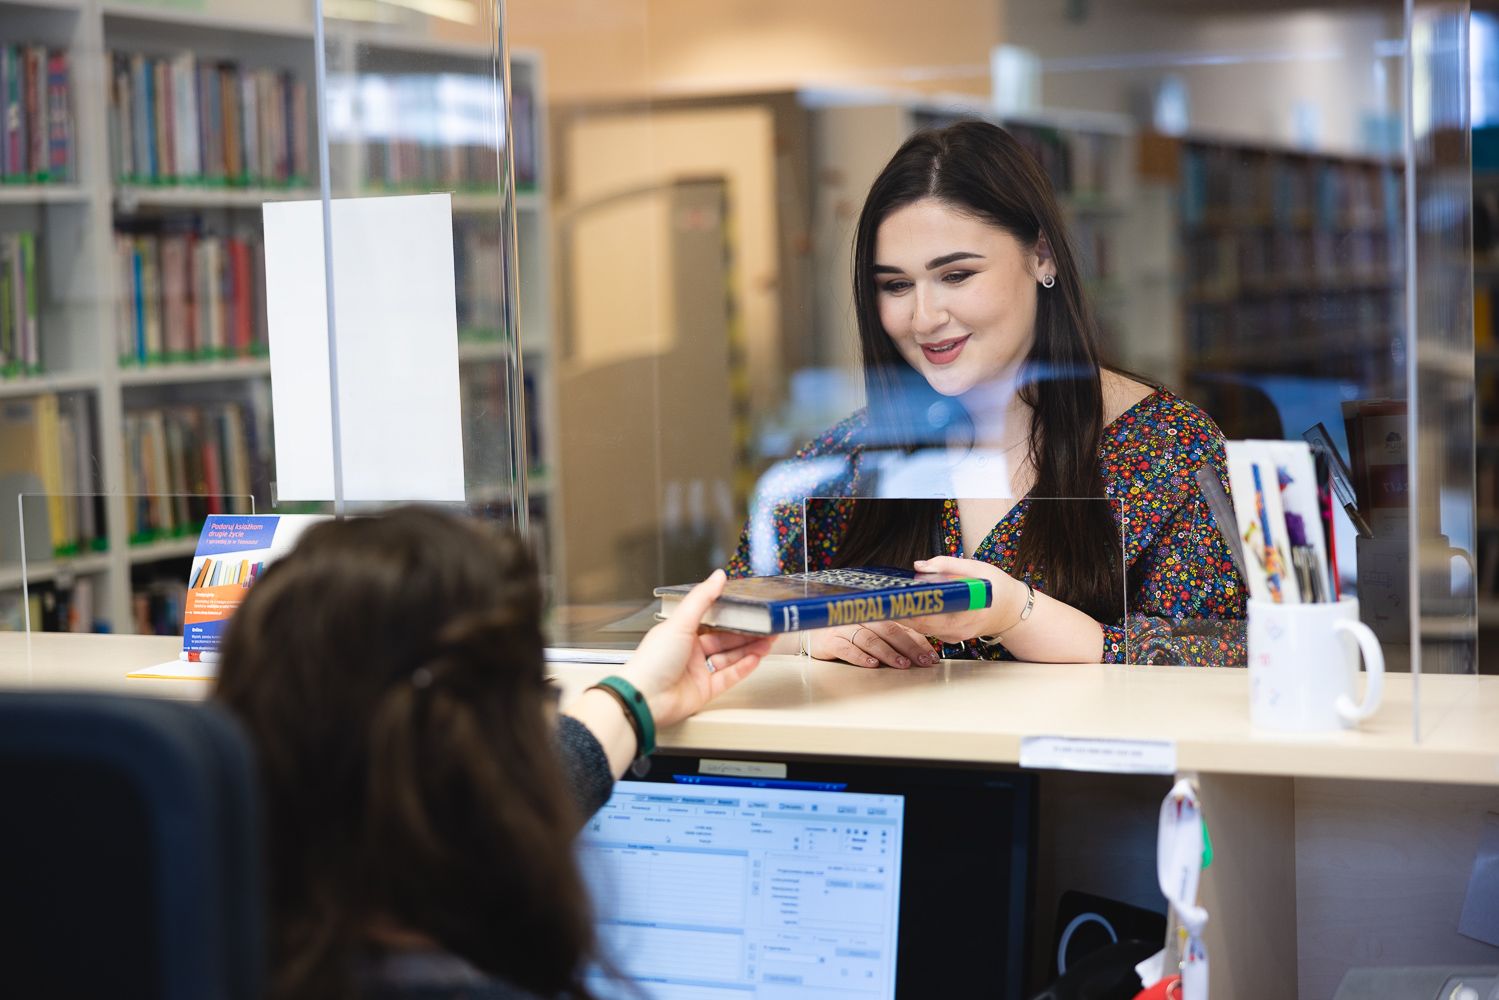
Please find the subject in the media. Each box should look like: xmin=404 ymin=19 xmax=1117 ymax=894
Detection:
xmin=941 ymin=270 xmax=974 ymax=284
xmin=879 ymin=279 xmax=912 ymax=294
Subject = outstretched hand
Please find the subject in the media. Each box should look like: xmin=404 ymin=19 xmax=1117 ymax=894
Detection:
xmin=623 ymin=569 xmax=773 ymax=729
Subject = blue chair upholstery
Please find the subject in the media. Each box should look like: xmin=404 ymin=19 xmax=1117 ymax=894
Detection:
xmin=0 ymin=692 xmax=264 ymax=1000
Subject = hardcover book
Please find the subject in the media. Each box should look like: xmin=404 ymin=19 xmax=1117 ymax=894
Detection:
xmin=654 ymin=566 xmax=992 ymax=634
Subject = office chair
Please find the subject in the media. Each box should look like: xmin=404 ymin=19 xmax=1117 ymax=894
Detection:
xmin=0 ymin=692 xmax=264 ymax=1000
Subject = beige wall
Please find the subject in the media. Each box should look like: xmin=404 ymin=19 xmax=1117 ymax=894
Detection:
xmin=507 ymin=0 xmax=1005 ymax=101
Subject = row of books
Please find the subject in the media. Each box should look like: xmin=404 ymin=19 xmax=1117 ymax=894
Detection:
xmin=1180 ymin=143 xmax=1400 ymax=232
xmin=1183 ymin=228 xmax=1399 ymax=301
xmin=1185 ymin=287 xmax=1400 ymax=375
xmin=122 ymin=400 xmax=265 ymax=544
xmin=132 ymin=575 xmax=187 ymax=636
xmin=326 ymin=71 xmax=536 ymax=191
xmin=107 ymin=51 xmax=311 ymax=188
xmin=357 ymin=140 xmax=501 ymax=195
xmin=0 ymin=576 xmax=100 ymax=633
xmin=0 ymin=45 xmax=74 ymax=184
xmin=0 ymin=393 xmax=103 ymax=559
xmin=114 ymin=228 xmax=269 ymax=366
xmin=455 ymin=218 xmax=504 ymax=338
xmin=1 ymin=232 xmax=42 ymax=377
xmin=1005 ymin=122 xmax=1117 ymax=202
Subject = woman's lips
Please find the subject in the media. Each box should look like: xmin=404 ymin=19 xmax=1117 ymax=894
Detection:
xmin=920 ymin=335 xmax=970 ymax=366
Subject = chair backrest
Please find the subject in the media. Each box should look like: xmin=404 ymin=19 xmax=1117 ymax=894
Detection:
xmin=0 ymin=692 xmax=265 ymax=1000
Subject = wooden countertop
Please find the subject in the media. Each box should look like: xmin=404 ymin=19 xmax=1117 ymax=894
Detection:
xmin=4 ymin=632 xmax=1497 ymax=785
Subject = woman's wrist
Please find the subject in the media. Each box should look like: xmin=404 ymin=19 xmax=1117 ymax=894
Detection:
xmin=618 ymin=665 xmax=674 ymax=732
xmin=987 ymin=574 xmax=1032 ymax=635
xmin=566 ymin=688 xmax=643 ymax=777
xmin=590 ymin=675 xmax=656 ymax=756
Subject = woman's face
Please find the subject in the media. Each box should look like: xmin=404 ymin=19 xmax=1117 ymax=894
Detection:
xmin=873 ymin=197 xmax=1054 ymax=399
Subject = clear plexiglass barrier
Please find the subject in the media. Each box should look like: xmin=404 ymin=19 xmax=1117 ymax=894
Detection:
xmin=0 ymin=0 xmax=1481 ymax=750
xmin=793 ymin=497 xmax=1147 ymax=666
xmin=16 ymin=492 xmax=256 ymax=639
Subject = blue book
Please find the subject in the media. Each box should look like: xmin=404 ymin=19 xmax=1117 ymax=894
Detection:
xmin=655 ymin=566 xmax=992 ymax=634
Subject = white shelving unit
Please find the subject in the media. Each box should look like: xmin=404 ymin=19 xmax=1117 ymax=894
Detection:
xmin=0 ymin=0 xmax=557 ymax=631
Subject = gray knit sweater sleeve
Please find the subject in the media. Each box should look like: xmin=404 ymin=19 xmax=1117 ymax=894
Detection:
xmin=556 ymin=715 xmax=617 ymax=820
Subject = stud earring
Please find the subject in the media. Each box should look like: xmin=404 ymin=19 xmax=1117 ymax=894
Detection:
xmin=1040 ymin=274 xmax=1056 ymax=288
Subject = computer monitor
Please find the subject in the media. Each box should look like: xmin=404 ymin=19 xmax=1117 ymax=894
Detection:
xmin=579 ymin=754 xmax=1035 ymax=999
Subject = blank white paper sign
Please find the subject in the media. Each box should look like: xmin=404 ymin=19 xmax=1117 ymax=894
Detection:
xmin=263 ymin=194 xmax=465 ymax=502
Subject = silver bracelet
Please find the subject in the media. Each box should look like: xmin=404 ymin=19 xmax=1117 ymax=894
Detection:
xmin=976 ymin=581 xmax=1035 ymax=648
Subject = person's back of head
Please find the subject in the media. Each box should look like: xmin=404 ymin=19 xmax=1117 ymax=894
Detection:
xmin=215 ymin=507 xmax=596 ymax=1000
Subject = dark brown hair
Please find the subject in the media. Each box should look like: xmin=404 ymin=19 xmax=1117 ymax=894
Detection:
xmin=837 ymin=120 xmax=1121 ymax=620
xmin=214 ymin=507 xmax=597 ymax=1000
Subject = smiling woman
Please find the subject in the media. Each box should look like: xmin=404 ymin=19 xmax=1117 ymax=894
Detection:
xmin=725 ymin=120 xmax=1248 ymax=668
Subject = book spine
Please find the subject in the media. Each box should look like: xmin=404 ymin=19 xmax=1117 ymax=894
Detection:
xmin=130 ymin=54 xmax=151 ymax=181
xmin=239 ymin=71 xmax=257 ymax=185
xmin=1 ymin=235 xmax=14 ymax=370
xmin=130 ymin=237 xmax=146 ymax=363
xmin=26 ymin=46 xmax=44 ymax=180
xmin=220 ymin=64 xmax=241 ymax=183
xmin=111 ymin=53 xmax=130 ymax=181
xmin=7 ymin=49 xmax=23 ymax=178
xmin=154 ymin=57 xmax=173 ymax=182
xmin=141 ymin=236 xmax=162 ymax=361
xmin=46 ymin=50 xmax=70 ymax=182
xmin=172 ymin=52 xmax=199 ymax=181
xmin=20 ymin=231 xmax=37 ymax=370
xmin=0 ymin=48 xmax=10 ymax=180
xmin=769 ymin=580 xmax=991 ymax=632
xmin=36 ymin=393 xmax=69 ymax=553
xmin=68 ymin=394 xmax=96 ymax=546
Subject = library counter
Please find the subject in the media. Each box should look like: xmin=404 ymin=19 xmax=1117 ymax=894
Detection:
xmin=3 ymin=633 xmax=1496 ymax=787
xmin=5 ymin=632 xmax=1499 ymax=996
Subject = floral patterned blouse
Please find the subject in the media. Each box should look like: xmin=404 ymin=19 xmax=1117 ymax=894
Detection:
xmin=726 ymin=389 xmax=1247 ymax=666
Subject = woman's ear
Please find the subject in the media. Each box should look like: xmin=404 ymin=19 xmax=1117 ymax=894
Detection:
xmin=1033 ymin=232 xmax=1058 ymax=284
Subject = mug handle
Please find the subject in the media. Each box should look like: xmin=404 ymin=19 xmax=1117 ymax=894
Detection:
xmin=1334 ymin=619 xmax=1385 ymax=723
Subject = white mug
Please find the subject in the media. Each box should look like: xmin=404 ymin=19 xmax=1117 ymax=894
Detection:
xmin=1247 ymin=597 xmax=1385 ymax=733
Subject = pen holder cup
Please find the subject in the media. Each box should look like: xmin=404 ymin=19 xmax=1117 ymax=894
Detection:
xmin=1247 ymin=597 xmax=1385 ymax=733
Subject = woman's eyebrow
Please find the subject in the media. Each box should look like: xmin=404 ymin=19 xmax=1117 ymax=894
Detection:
xmin=925 ymin=251 xmax=983 ymax=269
xmin=873 ymin=251 xmax=984 ymax=274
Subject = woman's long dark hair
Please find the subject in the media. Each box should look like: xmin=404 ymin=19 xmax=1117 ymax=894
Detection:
xmin=215 ymin=508 xmax=598 ymax=1000
xmin=834 ymin=120 xmax=1122 ymax=620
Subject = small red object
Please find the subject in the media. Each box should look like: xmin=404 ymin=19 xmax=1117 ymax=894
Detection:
xmin=1133 ymin=975 xmax=1181 ymax=1000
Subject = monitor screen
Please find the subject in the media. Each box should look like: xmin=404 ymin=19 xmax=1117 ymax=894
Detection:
xmin=579 ymin=755 xmax=1035 ymax=999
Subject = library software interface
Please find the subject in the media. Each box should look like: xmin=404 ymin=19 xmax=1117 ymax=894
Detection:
xmin=580 ymin=780 xmax=905 ymax=1000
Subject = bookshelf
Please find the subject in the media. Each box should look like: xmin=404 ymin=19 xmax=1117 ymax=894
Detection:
xmin=1168 ymin=137 xmax=1404 ymax=401
xmin=0 ymin=0 xmax=555 ymax=632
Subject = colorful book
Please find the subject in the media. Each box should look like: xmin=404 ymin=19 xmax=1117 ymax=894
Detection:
xmin=654 ymin=566 xmax=992 ymax=634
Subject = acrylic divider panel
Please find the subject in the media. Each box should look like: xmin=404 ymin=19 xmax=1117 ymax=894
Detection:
xmin=1408 ymin=2 xmax=1480 ymax=745
xmin=312 ymin=2 xmax=528 ymax=544
xmin=16 ymin=492 xmax=257 ymax=638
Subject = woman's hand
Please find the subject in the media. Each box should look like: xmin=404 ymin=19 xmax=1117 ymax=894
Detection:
xmin=905 ymin=556 xmax=1029 ymax=644
xmin=622 ymin=569 xmax=773 ymax=729
xmin=806 ymin=621 xmax=939 ymax=669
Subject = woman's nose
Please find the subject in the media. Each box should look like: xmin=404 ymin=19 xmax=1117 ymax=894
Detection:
xmin=911 ymin=285 xmax=947 ymax=335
